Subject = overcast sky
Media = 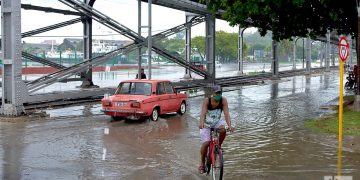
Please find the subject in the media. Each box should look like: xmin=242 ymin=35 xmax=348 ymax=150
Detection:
xmin=2 ymin=0 xmax=255 ymax=44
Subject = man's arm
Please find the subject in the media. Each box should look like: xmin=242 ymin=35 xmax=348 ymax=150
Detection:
xmin=222 ymin=97 xmax=234 ymax=131
xmin=199 ymin=98 xmax=208 ymax=129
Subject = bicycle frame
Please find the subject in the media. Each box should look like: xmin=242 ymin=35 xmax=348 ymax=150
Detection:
xmin=209 ymin=128 xmax=220 ymax=166
xmin=205 ymin=127 xmax=224 ymax=180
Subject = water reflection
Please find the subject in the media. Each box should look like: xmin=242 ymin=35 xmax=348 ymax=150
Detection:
xmin=0 ymin=123 xmax=25 ymax=179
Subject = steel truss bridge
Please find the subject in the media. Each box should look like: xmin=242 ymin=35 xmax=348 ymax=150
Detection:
xmin=0 ymin=0 xmax=346 ymax=115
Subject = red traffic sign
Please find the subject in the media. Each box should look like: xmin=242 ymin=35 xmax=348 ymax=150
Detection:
xmin=338 ymin=36 xmax=349 ymax=62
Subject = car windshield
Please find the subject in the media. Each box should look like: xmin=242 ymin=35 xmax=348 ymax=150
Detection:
xmin=116 ymin=82 xmax=152 ymax=96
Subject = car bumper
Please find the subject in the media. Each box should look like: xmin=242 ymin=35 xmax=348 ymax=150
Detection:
xmin=101 ymin=109 xmax=147 ymax=116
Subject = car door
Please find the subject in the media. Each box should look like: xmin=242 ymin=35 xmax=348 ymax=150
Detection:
xmin=156 ymin=82 xmax=170 ymax=113
xmin=164 ymin=82 xmax=179 ymax=112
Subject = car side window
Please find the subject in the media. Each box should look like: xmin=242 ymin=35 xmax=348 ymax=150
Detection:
xmin=156 ymin=82 xmax=166 ymax=95
xmin=165 ymin=82 xmax=175 ymax=94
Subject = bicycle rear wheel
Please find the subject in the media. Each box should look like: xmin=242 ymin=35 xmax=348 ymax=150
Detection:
xmin=211 ymin=146 xmax=224 ymax=180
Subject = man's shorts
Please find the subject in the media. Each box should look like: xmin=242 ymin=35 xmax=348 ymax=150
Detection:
xmin=200 ymin=119 xmax=226 ymax=143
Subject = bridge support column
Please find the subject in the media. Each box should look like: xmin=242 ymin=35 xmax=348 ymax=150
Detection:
xmin=184 ymin=13 xmax=195 ymax=79
xmin=305 ymin=38 xmax=311 ymax=74
xmin=80 ymin=0 xmax=96 ymax=88
xmin=331 ymin=44 xmax=336 ymax=66
xmin=271 ymin=40 xmax=279 ymax=78
xmin=1 ymin=0 xmax=26 ymax=115
xmin=293 ymin=38 xmax=297 ymax=70
xmin=348 ymin=36 xmax=353 ymax=67
xmin=147 ymin=0 xmax=152 ymax=80
xmin=320 ymin=43 xmax=325 ymax=68
xmin=325 ymin=31 xmax=331 ymax=71
xmin=137 ymin=0 xmax=142 ymax=79
xmin=237 ymin=27 xmax=245 ymax=75
xmin=205 ymin=14 xmax=215 ymax=82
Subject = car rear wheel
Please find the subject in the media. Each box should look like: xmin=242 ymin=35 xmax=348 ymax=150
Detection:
xmin=178 ymin=102 xmax=186 ymax=115
xmin=151 ymin=108 xmax=159 ymax=121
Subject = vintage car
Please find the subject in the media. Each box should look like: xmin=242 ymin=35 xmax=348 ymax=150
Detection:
xmin=101 ymin=80 xmax=187 ymax=121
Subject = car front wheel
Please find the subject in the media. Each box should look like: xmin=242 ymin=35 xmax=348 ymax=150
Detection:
xmin=178 ymin=102 xmax=186 ymax=115
xmin=151 ymin=108 xmax=159 ymax=121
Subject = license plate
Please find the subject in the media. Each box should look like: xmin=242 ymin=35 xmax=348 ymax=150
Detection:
xmin=116 ymin=102 xmax=127 ymax=106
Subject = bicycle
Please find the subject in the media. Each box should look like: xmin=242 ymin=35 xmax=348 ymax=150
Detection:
xmin=204 ymin=127 xmax=224 ymax=180
xmin=345 ymin=73 xmax=357 ymax=90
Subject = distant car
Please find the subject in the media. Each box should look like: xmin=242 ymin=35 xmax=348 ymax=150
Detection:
xmin=101 ymin=80 xmax=187 ymax=121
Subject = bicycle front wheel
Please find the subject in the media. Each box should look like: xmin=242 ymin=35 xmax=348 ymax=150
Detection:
xmin=211 ymin=146 xmax=224 ymax=180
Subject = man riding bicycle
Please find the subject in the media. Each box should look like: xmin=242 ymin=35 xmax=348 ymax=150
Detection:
xmin=198 ymin=85 xmax=234 ymax=174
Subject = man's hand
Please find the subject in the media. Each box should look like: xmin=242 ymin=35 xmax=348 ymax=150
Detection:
xmin=227 ymin=126 xmax=235 ymax=132
xmin=199 ymin=121 xmax=205 ymax=129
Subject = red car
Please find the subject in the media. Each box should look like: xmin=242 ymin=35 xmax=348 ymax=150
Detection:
xmin=101 ymin=80 xmax=187 ymax=121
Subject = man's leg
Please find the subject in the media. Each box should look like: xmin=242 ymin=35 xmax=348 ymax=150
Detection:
xmin=200 ymin=142 xmax=210 ymax=166
xmin=218 ymin=125 xmax=226 ymax=146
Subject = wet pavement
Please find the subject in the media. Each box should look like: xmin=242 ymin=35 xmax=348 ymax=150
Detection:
xmin=1 ymin=70 xmax=360 ymax=179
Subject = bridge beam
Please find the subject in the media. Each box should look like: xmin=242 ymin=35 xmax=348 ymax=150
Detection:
xmin=205 ymin=14 xmax=215 ymax=81
xmin=1 ymin=0 xmax=26 ymax=115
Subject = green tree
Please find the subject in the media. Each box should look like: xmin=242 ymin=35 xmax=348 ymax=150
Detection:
xmin=216 ymin=31 xmax=238 ymax=62
xmin=192 ymin=36 xmax=206 ymax=56
xmin=198 ymin=0 xmax=356 ymax=40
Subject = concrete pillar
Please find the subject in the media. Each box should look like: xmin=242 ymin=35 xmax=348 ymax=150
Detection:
xmin=1 ymin=0 xmax=26 ymax=115
xmin=271 ymin=40 xmax=279 ymax=78
xmin=205 ymin=14 xmax=215 ymax=81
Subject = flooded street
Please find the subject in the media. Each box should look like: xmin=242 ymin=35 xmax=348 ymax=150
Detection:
xmin=1 ymin=70 xmax=359 ymax=179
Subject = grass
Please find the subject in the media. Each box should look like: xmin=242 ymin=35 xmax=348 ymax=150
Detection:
xmin=305 ymin=107 xmax=360 ymax=136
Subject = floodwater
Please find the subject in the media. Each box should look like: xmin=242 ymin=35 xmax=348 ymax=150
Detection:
xmin=1 ymin=69 xmax=359 ymax=179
